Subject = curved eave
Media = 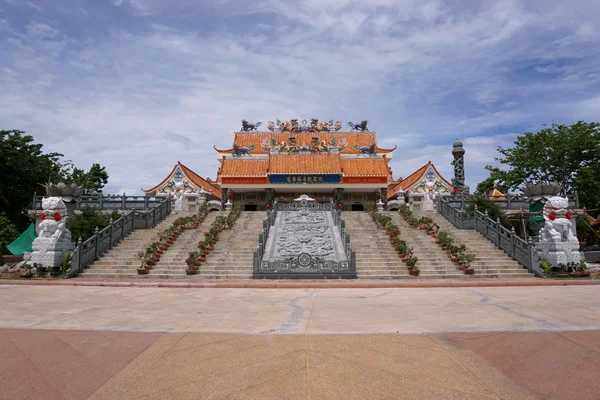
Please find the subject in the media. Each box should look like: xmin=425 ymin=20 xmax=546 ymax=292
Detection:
xmin=214 ymin=145 xmax=234 ymax=153
xmin=142 ymin=163 xmax=179 ymax=193
xmin=376 ymin=145 xmax=397 ymax=153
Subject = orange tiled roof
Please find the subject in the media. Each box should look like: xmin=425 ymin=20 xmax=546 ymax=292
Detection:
xmin=142 ymin=161 xmax=221 ymax=198
xmin=341 ymin=157 xmax=392 ymax=180
xmin=387 ymin=161 xmax=452 ymax=199
xmin=215 ymin=132 xmax=393 ymax=155
xmin=489 ymin=187 xmax=506 ymax=200
xmin=219 ymin=158 xmax=268 ymax=177
xmin=269 ymin=153 xmax=342 ymax=174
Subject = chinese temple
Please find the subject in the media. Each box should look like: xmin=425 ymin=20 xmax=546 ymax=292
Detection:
xmin=144 ymin=119 xmax=454 ymax=211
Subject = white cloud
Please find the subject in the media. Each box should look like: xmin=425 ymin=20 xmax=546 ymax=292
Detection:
xmin=0 ymin=0 xmax=599 ymax=194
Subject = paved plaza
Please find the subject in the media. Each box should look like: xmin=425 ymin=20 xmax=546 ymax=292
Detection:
xmin=1 ymin=285 xmax=599 ymax=399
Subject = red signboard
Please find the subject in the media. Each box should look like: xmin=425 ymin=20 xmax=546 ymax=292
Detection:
xmin=221 ymin=177 xmax=268 ymax=184
xmin=342 ymin=176 xmax=389 ymax=184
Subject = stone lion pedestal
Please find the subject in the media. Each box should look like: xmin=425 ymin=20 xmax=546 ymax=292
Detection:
xmin=534 ymin=196 xmax=581 ymax=266
xmin=29 ymin=197 xmax=75 ymax=267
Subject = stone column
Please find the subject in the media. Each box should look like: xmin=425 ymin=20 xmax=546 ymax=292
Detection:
xmin=221 ymin=187 xmax=228 ymax=210
xmin=335 ymin=188 xmax=344 ymax=210
xmin=197 ymin=187 xmax=207 ymax=205
xmin=380 ymin=187 xmax=388 ymax=204
xmin=451 ymin=139 xmax=465 ymax=193
xmin=265 ymin=188 xmax=274 ymax=209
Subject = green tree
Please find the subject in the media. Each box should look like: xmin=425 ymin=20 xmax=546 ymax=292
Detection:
xmin=0 ymin=130 xmax=64 ymax=230
xmin=465 ymin=197 xmax=512 ymax=228
xmin=67 ymin=207 xmax=121 ymax=242
xmin=485 ymin=121 xmax=600 ymax=209
xmin=0 ymin=212 xmax=19 ymax=249
xmin=61 ymin=162 xmax=109 ymax=193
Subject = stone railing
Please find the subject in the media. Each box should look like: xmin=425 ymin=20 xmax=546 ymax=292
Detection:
xmin=439 ymin=193 xmax=579 ymax=210
xmin=331 ymin=202 xmax=357 ymax=271
xmin=474 ymin=209 xmax=543 ymax=277
xmin=437 ymin=196 xmax=543 ymax=277
xmin=32 ymin=193 xmax=169 ymax=211
xmin=253 ymin=200 xmax=279 ymax=268
xmin=437 ymin=197 xmax=475 ymax=229
xmin=65 ymin=197 xmax=171 ymax=278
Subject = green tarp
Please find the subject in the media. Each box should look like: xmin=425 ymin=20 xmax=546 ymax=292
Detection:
xmin=7 ymin=223 xmax=37 ymax=256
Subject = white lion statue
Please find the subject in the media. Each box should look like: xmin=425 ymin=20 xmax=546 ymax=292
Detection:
xmin=38 ymin=197 xmax=71 ymax=241
xmin=540 ymin=196 xmax=577 ymax=244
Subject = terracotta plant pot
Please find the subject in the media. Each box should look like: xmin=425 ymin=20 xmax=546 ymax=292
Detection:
xmin=186 ymin=269 xmax=197 ymax=275
xmin=569 ymin=272 xmax=582 ymax=278
xmin=402 ymin=257 xmax=409 ymax=263
xmin=409 ymin=270 xmax=420 ymax=276
xmin=459 ymin=264 xmax=466 ymax=271
xmin=197 ymin=257 xmax=206 ymax=263
xmin=137 ymin=268 xmax=149 ymax=275
xmin=464 ymin=269 xmax=475 ymax=275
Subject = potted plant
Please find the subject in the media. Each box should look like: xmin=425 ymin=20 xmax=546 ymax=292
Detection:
xmin=407 ymin=257 xmax=419 ymax=275
xmin=396 ymin=240 xmax=408 ymax=257
xmin=556 ymin=264 xmax=569 ymax=278
xmin=401 ymin=247 xmax=413 ymax=263
xmin=458 ymin=253 xmax=476 ymax=273
xmin=35 ymin=264 xmax=47 ymax=277
xmin=137 ymin=250 xmax=152 ymax=274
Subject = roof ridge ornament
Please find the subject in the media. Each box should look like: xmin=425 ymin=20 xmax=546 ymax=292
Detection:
xmin=266 ymin=119 xmax=344 ymax=132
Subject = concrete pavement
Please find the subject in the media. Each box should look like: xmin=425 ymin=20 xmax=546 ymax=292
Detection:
xmin=1 ymin=285 xmax=600 ymax=333
xmin=1 ymin=285 xmax=600 ymax=399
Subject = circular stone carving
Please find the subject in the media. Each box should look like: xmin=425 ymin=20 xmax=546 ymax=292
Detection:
xmin=300 ymin=199 xmax=308 ymax=208
xmin=298 ymin=253 xmax=312 ymax=267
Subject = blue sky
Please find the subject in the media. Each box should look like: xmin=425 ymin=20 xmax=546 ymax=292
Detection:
xmin=1 ymin=0 xmax=599 ymax=194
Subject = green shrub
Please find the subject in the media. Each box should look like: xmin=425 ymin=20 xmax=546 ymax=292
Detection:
xmin=67 ymin=207 xmax=121 ymax=242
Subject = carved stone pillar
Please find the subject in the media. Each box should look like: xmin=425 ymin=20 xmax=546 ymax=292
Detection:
xmin=335 ymin=188 xmax=344 ymax=209
xmin=265 ymin=188 xmax=274 ymax=209
xmin=221 ymin=187 xmax=228 ymax=210
xmin=380 ymin=187 xmax=388 ymax=204
xmin=451 ymin=139 xmax=465 ymax=193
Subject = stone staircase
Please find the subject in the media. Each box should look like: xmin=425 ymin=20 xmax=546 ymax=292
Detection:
xmin=344 ymin=212 xmax=409 ymax=279
xmin=146 ymin=212 xmax=223 ymax=278
xmin=78 ymin=212 xmax=219 ymax=279
xmin=195 ymin=211 xmax=264 ymax=279
xmin=425 ymin=212 xmax=533 ymax=278
xmin=78 ymin=212 xmax=181 ymax=279
xmin=387 ymin=213 xmax=465 ymax=279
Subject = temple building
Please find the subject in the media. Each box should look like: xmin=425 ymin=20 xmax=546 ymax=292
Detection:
xmin=144 ymin=119 xmax=454 ymax=211
xmin=142 ymin=162 xmax=222 ymax=213
xmin=386 ymin=161 xmax=453 ymax=211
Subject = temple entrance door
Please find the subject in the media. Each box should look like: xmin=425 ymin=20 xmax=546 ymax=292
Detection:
xmin=244 ymin=204 xmax=258 ymax=211
xmin=351 ymin=204 xmax=364 ymax=211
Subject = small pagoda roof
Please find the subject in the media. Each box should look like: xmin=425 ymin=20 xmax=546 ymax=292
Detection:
xmin=387 ymin=161 xmax=452 ymax=199
xmin=142 ymin=161 xmax=221 ymax=198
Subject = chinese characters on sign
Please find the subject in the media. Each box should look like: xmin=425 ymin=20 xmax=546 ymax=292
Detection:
xmin=268 ymin=174 xmax=342 ymax=184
